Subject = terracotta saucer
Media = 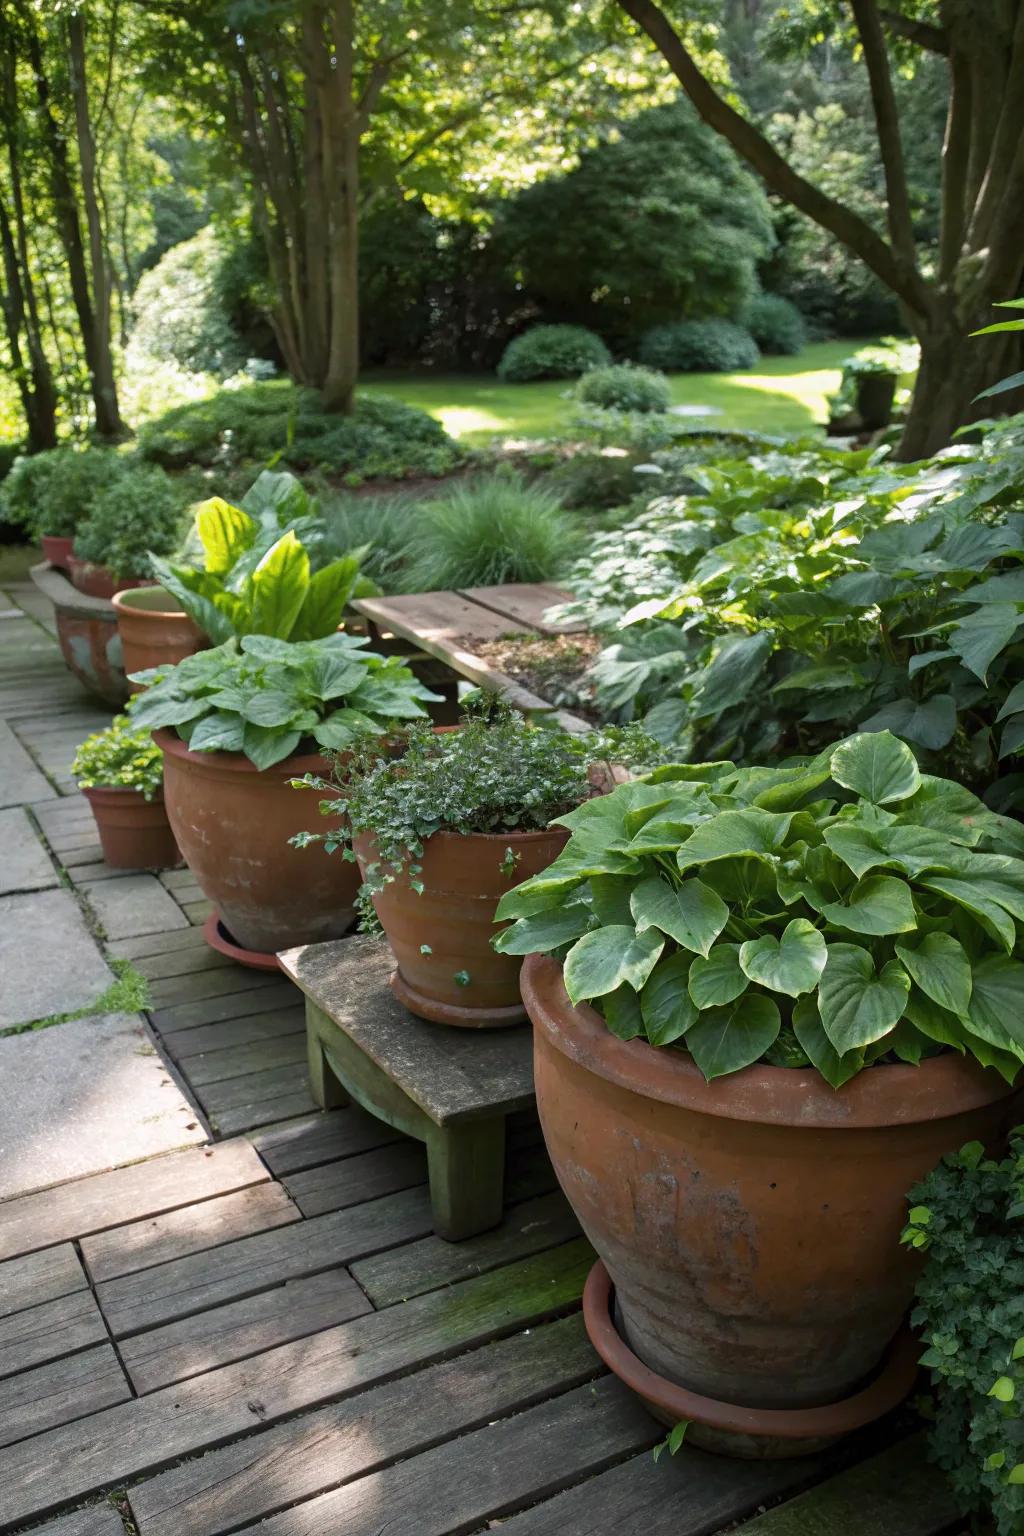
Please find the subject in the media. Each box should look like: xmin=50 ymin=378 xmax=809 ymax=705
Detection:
xmin=203 ymin=913 xmax=281 ymax=972
xmin=390 ymin=969 xmax=526 ymax=1029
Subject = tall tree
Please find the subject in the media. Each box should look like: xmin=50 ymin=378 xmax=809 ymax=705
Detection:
xmin=614 ymin=0 xmax=1024 ymax=458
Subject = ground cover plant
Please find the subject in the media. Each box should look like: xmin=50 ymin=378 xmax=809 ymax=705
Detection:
xmin=903 ymin=1135 xmax=1024 ymax=1536
xmin=495 ymin=731 xmax=1024 ymax=1085
xmin=72 ymin=715 xmax=164 ymax=799
xmin=128 ymin=633 xmax=440 ymax=768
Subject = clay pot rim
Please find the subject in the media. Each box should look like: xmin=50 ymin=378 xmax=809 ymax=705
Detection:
xmin=80 ymin=782 xmax=163 ymax=805
xmin=156 ymin=727 xmax=328 ymax=777
xmin=112 ymin=586 xmax=192 ymax=621
xmin=522 ymin=952 xmax=1015 ymax=1129
xmin=583 ymin=1260 xmax=920 ymax=1441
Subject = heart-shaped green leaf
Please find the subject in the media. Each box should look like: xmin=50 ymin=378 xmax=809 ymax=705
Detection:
xmin=630 ymin=876 xmax=728 ymax=957
xmin=492 ymin=904 xmax=594 ymax=956
xmin=792 ymin=995 xmax=864 ymax=1088
xmin=967 ymin=955 xmax=1024 ymax=1051
xmin=675 ymin=809 xmax=794 ymax=870
xmin=895 ymin=933 xmax=972 ymax=1016
xmin=640 ymin=953 xmax=697 ymax=1045
xmin=601 ymin=985 xmax=645 ymax=1041
xmin=818 ymin=875 xmax=917 ymax=936
xmin=740 ymin=918 xmax=827 ymax=996
xmin=818 ymin=944 xmax=910 ymax=1053
xmin=563 ymin=925 xmax=664 ymax=1004
xmin=830 ymin=732 xmax=921 ymax=805
xmin=685 ymin=994 xmax=781 ymax=1081
xmin=687 ymin=944 xmax=748 ymax=1008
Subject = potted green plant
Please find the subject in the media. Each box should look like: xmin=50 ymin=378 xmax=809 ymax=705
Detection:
xmin=127 ymin=633 xmax=441 ymax=957
xmin=294 ymin=702 xmax=661 ymax=1026
xmin=72 ymin=715 xmax=179 ymax=870
xmin=497 ymin=732 xmax=1024 ymax=1453
xmin=0 ymin=446 xmax=122 ymax=571
xmin=70 ymin=465 xmax=189 ymax=599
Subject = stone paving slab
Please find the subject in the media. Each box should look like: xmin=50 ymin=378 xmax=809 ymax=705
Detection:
xmin=0 ymin=807 xmax=58 ymax=895
xmin=0 ymin=888 xmax=114 ymax=1029
xmin=0 ymin=1013 xmax=205 ymax=1200
xmin=80 ymin=874 xmax=189 ymax=940
xmin=0 ymin=720 xmax=54 ymax=808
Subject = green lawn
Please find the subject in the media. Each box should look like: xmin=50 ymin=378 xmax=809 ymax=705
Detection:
xmin=363 ymin=339 xmax=864 ymax=444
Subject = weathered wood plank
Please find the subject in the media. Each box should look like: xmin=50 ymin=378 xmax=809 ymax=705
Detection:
xmin=119 ymin=1266 xmax=372 ymax=1394
xmin=129 ymin=1312 xmax=599 ymax=1536
xmin=177 ymin=1032 xmax=308 ymax=1086
xmin=81 ymin=1182 xmax=300 ymax=1284
xmin=206 ymin=1087 xmax=318 ymax=1138
xmin=133 ymin=946 xmax=237 ymax=983
xmin=198 ymin=1062 xmax=311 ymax=1113
xmin=0 ymin=1240 xmax=591 ymax=1531
xmin=106 ymin=927 xmax=212 ymax=961
xmin=0 ymin=1289 xmax=107 ymax=1380
xmin=96 ymin=1183 xmax=435 ymax=1336
xmin=0 ymin=1343 xmax=131 ymax=1449
xmin=281 ymin=1141 xmax=427 ymax=1217
xmin=231 ymin=1376 xmax=656 ymax=1536
xmin=0 ymin=1243 xmax=86 ymax=1319
xmin=151 ymin=981 xmax=300 ymax=1033
xmin=0 ymin=1140 xmax=268 ymax=1262
xmin=253 ymin=1107 xmax=403 ymax=1176
xmin=147 ymin=967 xmax=282 ymax=1010
xmin=161 ymin=1007 xmax=305 ymax=1058
xmin=351 ymin=1190 xmax=578 ymax=1306
xmin=27 ymin=1502 xmax=125 ymax=1536
xmin=729 ymin=1435 xmax=960 ymax=1536
xmin=458 ymin=581 xmax=581 ymax=635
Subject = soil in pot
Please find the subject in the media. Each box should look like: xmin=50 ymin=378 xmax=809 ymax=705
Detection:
xmin=82 ymin=784 xmax=181 ymax=870
xmin=158 ymin=730 xmax=360 ymax=953
xmin=354 ymin=826 xmax=567 ymax=1027
xmin=113 ymin=586 xmax=208 ymax=679
xmin=522 ymin=953 xmax=1023 ymax=1454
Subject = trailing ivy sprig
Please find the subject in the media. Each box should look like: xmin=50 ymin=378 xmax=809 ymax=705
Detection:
xmin=495 ymin=730 xmax=1024 ymax=1086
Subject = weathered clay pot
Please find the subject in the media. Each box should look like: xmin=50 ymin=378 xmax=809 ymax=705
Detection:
xmin=522 ymin=953 xmax=1023 ymax=1450
xmin=41 ymin=534 xmax=74 ymax=571
xmin=355 ymin=826 xmax=567 ymax=1027
xmin=54 ymin=608 xmax=129 ymax=707
xmin=112 ymin=586 xmax=208 ymax=681
xmin=81 ymin=785 xmax=180 ymax=870
xmin=67 ymin=554 xmax=152 ymax=601
xmin=157 ymin=730 xmax=359 ymax=953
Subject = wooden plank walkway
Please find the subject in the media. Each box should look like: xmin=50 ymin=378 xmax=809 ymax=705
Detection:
xmin=0 ymin=577 xmax=965 ymax=1536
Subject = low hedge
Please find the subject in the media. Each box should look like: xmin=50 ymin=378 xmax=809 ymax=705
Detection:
xmin=497 ymin=324 xmax=611 ymax=383
xmin=637 ymin=319 xmax=760 ymax=374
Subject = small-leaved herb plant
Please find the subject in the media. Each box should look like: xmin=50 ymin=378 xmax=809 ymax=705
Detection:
xmin=127 ymin=633 xmax=440 ymax=769
xmin=72 ymin=715 xmax=165 ymax=800
xmin=495 ymin=731 xmax=1024 ymax=1086
xmin=902 ymin=1134 xmax=1024 ymax=1536
xmin=292 ymin=700 xmax=664 ymax=924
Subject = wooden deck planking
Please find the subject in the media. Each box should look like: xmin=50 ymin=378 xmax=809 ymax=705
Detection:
xmin=0 ymin=1242 xmax=87 ymax=1317
xmin=253 ymin=1105 xmax=404 ymax=1175
xmin=0 ymin=1288 xmax=108 ymax=1379
xmin=0 ymin=1343 xmax=131 ymax=1449
xmin=458 ymin=580 xmax=581 ymax=634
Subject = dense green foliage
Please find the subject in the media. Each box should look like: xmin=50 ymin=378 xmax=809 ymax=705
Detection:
xmin=400 ymin=470 xmax=574 ymax=592
xmin=743 ymin=293 xmax=807 ymax=356
xmin=75 ymin=466 xmax=191 ymax=579
xmin=150 ymin=471 xmax=373 ymax=643
xmin=576 ymin=365 xmax=671 ymax=415
xmin=903 ymin=1136 xmax=1024 ymax=1536
xmin=127 ymin=633 xmax=440 ymax=769
xmin=496 ymin=732 xmax=1024 ymax=1085
xmin=138 ymin=382 xmax=461 ymax=483
xmin=497 ymin=326 xmax=610 ymax=383
xmin=72 ymin=715 xmax=165 ymax=800
xmin=638 ymin=319 xmax=761 ymax=374
xmin=129 ymin=227 xmax=248 ymax=378
xmin=0 ymin=448 xmax=124 ymax=539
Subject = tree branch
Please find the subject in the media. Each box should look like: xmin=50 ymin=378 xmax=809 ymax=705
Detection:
xmin=938 ymin=42 xmax=971 ymax=281
xmin=849 ymin=0 xmax=918 ymax=271
xmin=878 ymin=8 xmax=949 ymax=54
xmin=616 ymin=0 xmax=931 ymax=316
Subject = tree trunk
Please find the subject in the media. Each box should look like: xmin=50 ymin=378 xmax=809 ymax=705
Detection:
xmin=319 ymin=0 xmax=359 ymax=413
xmin=898 ymin=303 xmax=1024 ymax=459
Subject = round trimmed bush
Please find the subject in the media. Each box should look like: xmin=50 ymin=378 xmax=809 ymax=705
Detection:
xmin=575 ymin=364 xmax=671 ymax=414
xmin=75 ymin=464 xmax=192 ymax=581
xmin=743 ymin=293 xmax=807 ymax=356
xmin=497 ymin=325 xmax=610 ymax=383
xmin=637 ymin=319 xmax=760 ymax=374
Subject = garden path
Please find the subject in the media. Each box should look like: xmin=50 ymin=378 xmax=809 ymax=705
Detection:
xmin=0 ymin=579 xmax=964 ymax=1536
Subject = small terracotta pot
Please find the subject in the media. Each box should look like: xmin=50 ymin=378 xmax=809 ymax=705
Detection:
xmin=41 ymin=534 xmax=74 ymax=571
xmin=157 ymin=729 xmax=359 ymax=954
xmin=112 ymin=586 xmax=208 ymax=682
xmin=67 ymin=553 xmax=153 ymax=601
xmin=354 ymin=825 xmax=567 ymax=1027
xmin=522 ymin=953 xmax=1023 ymax=1453
xmin=81 ymin=785 xmax=180 ymax=870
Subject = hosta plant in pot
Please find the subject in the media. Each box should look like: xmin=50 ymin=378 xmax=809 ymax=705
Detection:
xmin=72 ymin=715 xmax=179 ymax=870
xmin=496 ymin=731 xmax=1024 ymax=1454
xmin=294 ymin=700 xmax=662 ymax=1027
xmin=127 ymin=633 xmax=440 ymax=955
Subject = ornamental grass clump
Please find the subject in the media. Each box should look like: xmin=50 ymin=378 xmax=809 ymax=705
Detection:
xmin=495 ymin=731 xmax=1024 ymax=1086
xmin=72 ymin=715 xmax=164 ymax=799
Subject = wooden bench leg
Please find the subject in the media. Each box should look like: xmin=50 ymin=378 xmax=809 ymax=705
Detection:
xmin=425 ymin=1117 xmax=506 ymax=1242
xmin=306 ymin=1012 xmax=350 ymax=1111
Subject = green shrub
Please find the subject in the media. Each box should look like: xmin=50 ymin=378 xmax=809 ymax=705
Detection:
xmin=0 ymin=447 xmax=123 ymax=539
xmin=743 ymin=293 xmax=807 ymax=356
xmin=497 ymin=325 xmax=610 ymax=383
xmin=72 ymin=715 xmax=164 ymax=800
xmin=903 ymin=1135 xmax=1024 ymax=1536
xmin=637 ymin=319 xmax=760 ymax=373
xmin=401 ymin=469 xmax=575 ymax=591
xmin=576 ymin=364 xmax=671 ymax=414
xmin=129 ymin=226 xmax=247 ymax=378
xmin=138 ymin=381 xmax=462 ymax=483
xmin=497 ymin=731 xmax=1024 ymax=1085
xmin=540 ymin=450 xmax=650 ymax=512
xmin=318 ymin=492 xmax=414 ymax=591
xmin=75 ymin=465 xmax=191 ymax=580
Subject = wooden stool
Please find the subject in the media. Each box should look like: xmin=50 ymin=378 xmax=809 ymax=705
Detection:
xmin=278 ymin=936 xmax=536 ymax=1241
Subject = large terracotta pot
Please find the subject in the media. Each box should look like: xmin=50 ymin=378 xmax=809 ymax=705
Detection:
xmin=522 ymin=953 xmax=1023 ymax=1446
xmin=67 ymin=553 xmax=153 ymax=601
xmin=41 ymin=534 xmax=74 ymax=571
xmin=81 ymin=785 xmax=180 ymax=870
xmin=354 ymin=826 xmax=567 ymax=1027
xmin=112 ymin=586 xmax=207 ymax=681
xmin=54 ymin=608 xmax=129 ymax=707
xmin=157 ymin=730 xmax=359 ymax=953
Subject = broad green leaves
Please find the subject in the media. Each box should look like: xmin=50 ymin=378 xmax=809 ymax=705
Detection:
xmin=640 ymin=954 xmax=697 ymax=1045
xmin=687 ymin=944 xmax=747 ymax=1007
xmin=818 ymin=945 xmax=910 ymax=1052
xmin=630 ymin=875 xmax=728 ymax=956
xmin=563 ymin=925 xmax=664 ymax=1004
xmin=686 ymin=995 xmax=781 ymax=1080
xmin=830 ymin=732 xmax=921 ymax=805
xmin=739 ymin=919 xmax=826 ymax=996
xmin=895 ymin=934 xmax=972 ymax=1017
xmin=816 ymin=875 xmax=917 ymax=936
